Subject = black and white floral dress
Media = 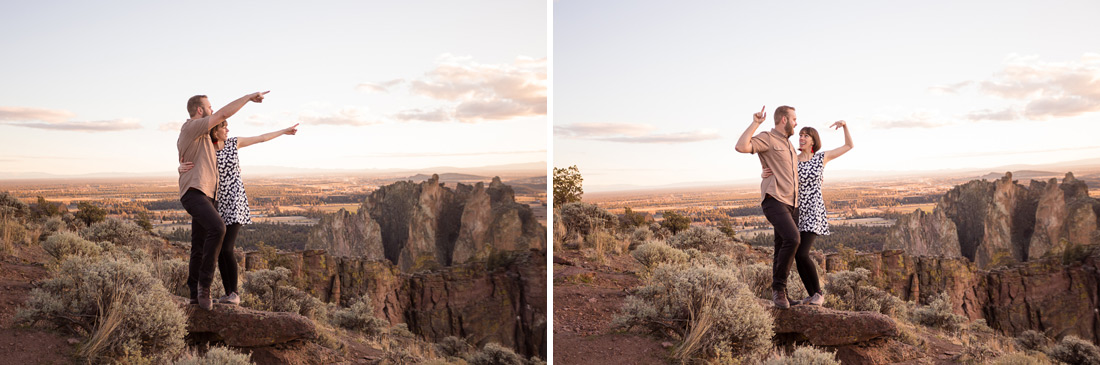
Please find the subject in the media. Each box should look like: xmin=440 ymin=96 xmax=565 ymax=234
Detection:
xmin=216 ymin=137 xmax=252 ymax=225
xmin=797 ymin=152 xmax=830 ymax=235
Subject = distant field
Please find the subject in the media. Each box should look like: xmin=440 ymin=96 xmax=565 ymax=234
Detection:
xmin=254 ymin=216 xmax=319 ymax=225
xmin=276 ymin=204 xmax=359 ymax=214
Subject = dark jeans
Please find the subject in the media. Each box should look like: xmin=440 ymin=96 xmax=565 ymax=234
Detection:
xmin=219 ymin=223 xmax=241 ymax=295
xmin=762 ymin=195 xmax=800 ymax=291
xmin=181 ymin=188 xmax=226 ymax=300
xmin=796 ymin=231 xmax=823 ymax=296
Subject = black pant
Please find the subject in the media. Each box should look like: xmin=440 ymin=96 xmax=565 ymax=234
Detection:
xmin=219 ymin=223 xmax=241 ymax=294
xmin=762 ymin=195 xmax=800 ymax=291
xmin=181 ymin=189 xmax=226 ymax=300
xmin=796 ymin=231 xmax=823 ymax=295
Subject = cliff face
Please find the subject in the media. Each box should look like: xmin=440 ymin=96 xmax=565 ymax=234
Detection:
xmin=826 ymin=249 xmax=1100 ymax=344
xmin=306 ymin=175 xmax=546 ymax=272
xmin=889 ymin=172 xmax=1099 ymax=268
xmin=245 ymin=249 xmax=547 ymax=359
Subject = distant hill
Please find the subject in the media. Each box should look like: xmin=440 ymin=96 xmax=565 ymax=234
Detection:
xmin=977 ymin=170 xmax=1060 ymax=181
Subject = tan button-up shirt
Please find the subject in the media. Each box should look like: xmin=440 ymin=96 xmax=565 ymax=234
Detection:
xmin=749 ymin=128 xmax=798 ymax=207
xmin=177 ymin=116 xmax=218 ymax=199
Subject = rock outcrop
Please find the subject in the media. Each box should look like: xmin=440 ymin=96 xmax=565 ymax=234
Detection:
xmin=889 ymin=172 xmax=1100 ymax=268
xmin=826 ymin=248 xmax=1100 ymax=344
xmin=172 ymin=296 xmax=317 ymax=347
xmin=769 ymin=304 xmax=898 ymax=346
xmin=306 ymin=175 xmax=546 ymax=273
xmin=244 ymin=249 xmax=547 ymax=359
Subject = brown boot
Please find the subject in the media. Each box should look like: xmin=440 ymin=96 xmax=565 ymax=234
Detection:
xmin=197 ymin=285 xmax=213 ymax=310
xmin=772 ymin=290 xmax=790 ymax=309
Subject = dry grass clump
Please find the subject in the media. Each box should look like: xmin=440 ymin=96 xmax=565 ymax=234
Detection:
xmin=173 ymin=346 xmax=253 ymax=365
xmin=1048 ymin=335 xmax=1100 ymax=365
xmin=990 ymin=352 xmax=1055 ymax=365
xmin=823 ymin=268 xmax=906 ymax=318
xmin=614 ymin=264 xmax=774 ymax=362
xmin=909 ymin=292 xmax=965 ymax=334
xmin=434 ymin=336 xmax=473 ymax=359
xmin=16 ymin=256 xmax=187 ymax=362
xmin=241 ymin=267 xmax=327 ymax=321
xmin=763 ymin=345 xmax=840 ymax=365
xmin=668 ymin=226 xmax=731 ymax=252
xmin=330 ymin=294 xmax=388 ymax=339
xmin=630 ymin=240 xmax=688 ymax=273
xmin=736 ymin=263 xmax=811 ymax=304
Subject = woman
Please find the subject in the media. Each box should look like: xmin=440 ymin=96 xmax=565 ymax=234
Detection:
xmin=763 ymin=120 xmax=853 ymax=306
xmin=180 ymin=121 xmax=299 ymax=305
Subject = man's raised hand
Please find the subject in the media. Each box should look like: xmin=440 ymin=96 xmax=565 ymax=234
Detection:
xmin=753 ymin=105 xmax=767 ymax=124
xmin=250 ymin=91 xmax=270 ymax=103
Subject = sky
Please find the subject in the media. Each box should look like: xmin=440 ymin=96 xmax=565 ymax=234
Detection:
xmin=0 ymin=1 xmax=546 ymax=177
xmin=554 ymin=1 xmax=1100 ymax=190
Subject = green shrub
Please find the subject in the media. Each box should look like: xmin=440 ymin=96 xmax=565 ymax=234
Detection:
xmin=16 ymin=256 xmax=186 ymax=362
xmin=44 ymin=216 xmax=65 ymax=233
xmin=910 ymin=292 xmax=965 ymax=333
xmin=630 ymin=240 xmax=688 ymax=272
xmin=241 ymin=267 xmax=327 ymax=321
xmin=151 ymin=258 xmax=190 ymax=298
xmin=668 ymin=226 xmax=730 ymax=251
xmin=736 ymin=263 xmax=812 ymax=304
xmin=330 ymin=294 xmax=388 ymax=338
xmin=434 ymin=336 xmax=472 ymax=359
xmin=614 ymin=265 xmax=774 ymax=361
xmin=173 ymin=346 xmax=253 ymax=365
xmin=1016 ymin=330 xmax=1050 ymax=352
xmin=558 ymin=202 xmax=617 ymax=239
xmin=764 ymin=345 xmax=840 ymax=365
xmin=630 ymin=226 xmax=653 ymax=249
xmin=824 ymin=268 xmax=906 ymax=318
xmin=468 ymin=342 xmax=524 ymax=365
xmin=82 ymin=218 xmax=163 ymax=255
xmin=0 ymin=191 xmax=30 ymax=218
xmin=42 ymin=231 xmax=102 ymax=261
xmin=1047 ymin=335 xmax=1100 ymax=365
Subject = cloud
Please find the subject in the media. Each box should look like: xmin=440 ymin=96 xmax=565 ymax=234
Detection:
xmin=298 ymin=107 xmax=380 ymax=126
xmin=400 ymin=54 xmax=546 ymax=122
xmin=4 ymin=119 xmax=141 ymax=132
xmin=0 ymin=106 xmax=75 ymax=123
xmin=928 ymin=80 xmax=973 ymax=95
xmin=975 ymin=53 xmax=1100 ymax=120
xmin=870 ymin=111 xmax=947 ymax=129
xmin=159 ymin=122 xmax=183 ymax=132
xmin=354 ymin=149 xmax=546 ymax=158
xmin=356 ymin=79 xmax=405 ymax=93
xmin=392 ymin=107 xmax=451 ymax=122
xmin=964 ymin=108 xmax=1020 ymax=121
xmin=556 ymin=122 xmax=719 ymax=144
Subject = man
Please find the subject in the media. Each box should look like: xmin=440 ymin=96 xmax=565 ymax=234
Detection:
xmin=734 ymin=105 xmax=800 ymax=309
xmin=178 ymin=91 xmax=267 ymax=310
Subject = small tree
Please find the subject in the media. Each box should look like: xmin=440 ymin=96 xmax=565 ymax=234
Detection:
xmin=660 ymin=211 xmax=691 ymax=235
xmin=75 ymin=201 xmax=107 ymax=227
xmin=553 ymin=165 xmax=583 ymax=207
xmin=619 ymin=207 xmax=647 ymax=230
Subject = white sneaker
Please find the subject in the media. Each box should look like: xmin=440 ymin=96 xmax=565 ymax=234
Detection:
xmin=800 ymin=292 xmax=825 ymax=306
xmin=217 ymin=292 xmax=240 ymax=305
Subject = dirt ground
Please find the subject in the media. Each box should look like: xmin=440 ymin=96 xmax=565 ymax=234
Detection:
xmin=553 ymin=249 xmax=670 ymax=365
xmin=0 ymin=244 xmax=79 ymax=364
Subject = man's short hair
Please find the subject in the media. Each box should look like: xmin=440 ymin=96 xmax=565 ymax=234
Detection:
xmin=187 ymin=95 xmax=208 ymax=117
xmin=774 ymin=105 xmax=795 ymax=124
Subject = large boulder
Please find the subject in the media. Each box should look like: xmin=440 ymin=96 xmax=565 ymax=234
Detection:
xmin=769 ymin=304 xmax=898 ymax=346
xmin=172 ymin=296 xmax=317 ymax=348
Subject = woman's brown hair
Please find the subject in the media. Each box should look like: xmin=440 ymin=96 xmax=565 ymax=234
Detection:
xmin=800 ymin=127 xmax=821 ymax=153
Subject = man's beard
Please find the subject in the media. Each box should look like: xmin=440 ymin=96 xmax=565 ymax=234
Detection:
xmin=785 ymin=123 xmax=794 ymax=137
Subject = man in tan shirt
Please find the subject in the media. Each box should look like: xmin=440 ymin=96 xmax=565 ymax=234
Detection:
xmin=735 ymin=105 xmax=800 ymax=309
xmin=178 ymin=91 xmax=267 ymax=310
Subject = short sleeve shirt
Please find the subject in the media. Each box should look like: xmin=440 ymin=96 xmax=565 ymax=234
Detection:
xmin=177 ymin=117 xmax=218 ymax=199
xmin=749 ymin=128 xmax=798 ymax=207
